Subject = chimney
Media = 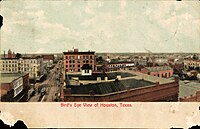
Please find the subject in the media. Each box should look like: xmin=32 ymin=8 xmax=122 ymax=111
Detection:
xmin=105 ymin=77 xmax=108 ymax=81
xmin=97 ymin=77 xmax=101 ymax=81
xmin=4 ymin=51 xmax=5 ymax=58
xmin=174 ymin=76 xmax=179 ymax=83
xmin=74 ymin=49 xmax=78 ymax=52
xmin=116 ymin=75 xmax=121 ymax=80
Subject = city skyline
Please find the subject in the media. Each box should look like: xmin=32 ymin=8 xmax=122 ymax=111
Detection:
xmin=1 ymin=1 xmax=200 ymax=53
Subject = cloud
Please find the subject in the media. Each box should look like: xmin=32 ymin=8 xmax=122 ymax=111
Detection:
xmin=1 ymin=1 xmax=199 ymax=53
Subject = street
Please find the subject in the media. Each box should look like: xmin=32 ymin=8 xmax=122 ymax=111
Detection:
xmin=28 ymin=60 xmax=63 ymax=102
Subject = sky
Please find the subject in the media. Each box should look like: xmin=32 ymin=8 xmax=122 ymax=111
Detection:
xmin=0 ymin=0 xmax=200 ymax=53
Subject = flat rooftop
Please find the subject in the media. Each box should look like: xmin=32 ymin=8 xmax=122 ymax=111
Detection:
xmin=128 ymin=71 xmax=174 ymax=84
xmin=179 ymin=80 xmax=200 ymax=98
xmin=66 ymin=70 xmax=176 ymax=95
xmin=1 ymin=73 xmax=27 ymax=83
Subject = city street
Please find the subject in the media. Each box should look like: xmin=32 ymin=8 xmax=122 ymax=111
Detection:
xmin=28 ymin=60 xmax=63 ymax=102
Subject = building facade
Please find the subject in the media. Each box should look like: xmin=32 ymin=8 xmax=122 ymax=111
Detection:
xmin=63 ymin=49 xmax=95 ymax=73
xmin=107 ymin=62 xmax=135 ymax=71
xmin=0 ymin=57 xmax=44 ymax=79
xmin=184 ymin=59 xmax=200 ymax=70
xmin=140 ymin=66 xmax=173 ymax=78
xmin=1 ymin=73 xmax=30 ymax=102
xmin=0 ymin=58 xmax=19 ymax=73
xmin=18 ymin=57 xmax=44 ymax=79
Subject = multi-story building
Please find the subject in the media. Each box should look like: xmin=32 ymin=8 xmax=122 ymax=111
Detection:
xmin=63 ymin=49 xmax=95 ymax=73
xmin=0 ymin=58 xmax=19 ymax=73
xmin=0 ymin=49 xmax=44 ymax=80
xmin=18 ymin=57 xmax=44 ymax=79
xmin=1 ymin=73 xmax=30 ymax=102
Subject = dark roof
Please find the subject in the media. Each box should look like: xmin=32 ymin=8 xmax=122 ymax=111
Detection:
xmin=69 ymin=78 xmax=155 ymax=95
xmin=63 ymin=51 xmax=95 ymax=54
xmin=81 ymin=64 xmax=92 ymax=70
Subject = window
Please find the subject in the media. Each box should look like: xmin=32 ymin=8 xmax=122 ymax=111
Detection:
xmin=90 ymin=60 xmax=92 ymax=63
xmin=90 ymin=56 xmax=93 ymax=59
xmin=66 ymin=65 xmax=68 ymax=68
xmin=78 ymin=65 xmax=80 ymax=68
xmin=86 ymin=60 xmax=89 ymax=63
xmin=78 ymin=69 xmax=80 ymax=72
xmin=66 ymin=56 xmax=68 ymax=59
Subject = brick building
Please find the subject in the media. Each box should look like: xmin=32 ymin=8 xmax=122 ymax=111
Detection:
xmin=60 ymin=71 xmax=179 ymax=102
xmin=0 ymin=73 xmax=30 ymax=102
xmin=63 ymin=49 xmax=95 ymax=73
xmin=140 ymin=66 xmax=173 ymax=78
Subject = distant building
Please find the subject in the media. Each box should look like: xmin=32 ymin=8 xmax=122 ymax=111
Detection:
xmin=63 ymin=49 xmax=95 ymax=73
xmin=0 ymin=49 xmax=44 ymax=80
xmin=140 ymin=66 xmax=173 ymax=78
xmin=184 ymin=59 xmax=200 ymax=71
xmin=107 ymin=62 xmax=135 ymax=71
xmin=0 ymin=73 xmax=30 ymax=102
xmin=18 ymin=57 xmax=44 ymax=79
xmin=60 ymin=71 xmax=179 ymax=102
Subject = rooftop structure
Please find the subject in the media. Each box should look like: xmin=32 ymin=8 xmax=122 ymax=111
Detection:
xmin=140 ymin=66 xmax=174 ymax=78
xmin=61 ymin=70 xmax=179 ymax=102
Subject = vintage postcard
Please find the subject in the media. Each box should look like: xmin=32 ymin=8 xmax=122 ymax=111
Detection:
xmin=0 ymin=0 xmax=200 ymax=128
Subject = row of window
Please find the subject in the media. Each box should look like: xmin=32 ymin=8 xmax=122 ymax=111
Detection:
xmin=151 ymin=72 xmax=171 ymax=78
xmin=65 ymin=55 xmax=93 ymax=60
xmin=66 ymin=69 xmax=81 ymax=72
xmin=1 ymin=60 xmax=18 ymax=63
xmin=1 ymin=60 xmax=38 ymax=64
xmin=66 ymin=60 xmax=93 ymax=64
xmin=66 ymin=64 xmax=81 ymax=68
xmin=1 ymin=68 xmax=18 ymax=71
xmin=1 ymin=64 xmax=18 ymax=67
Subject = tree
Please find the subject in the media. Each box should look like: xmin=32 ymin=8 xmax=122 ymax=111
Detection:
xmin=16 ymin=53 xmax=22 ymax=58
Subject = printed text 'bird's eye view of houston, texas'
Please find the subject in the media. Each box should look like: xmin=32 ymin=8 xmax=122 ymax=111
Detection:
xmin=0 ymin=1 xmax=200 ymax=102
